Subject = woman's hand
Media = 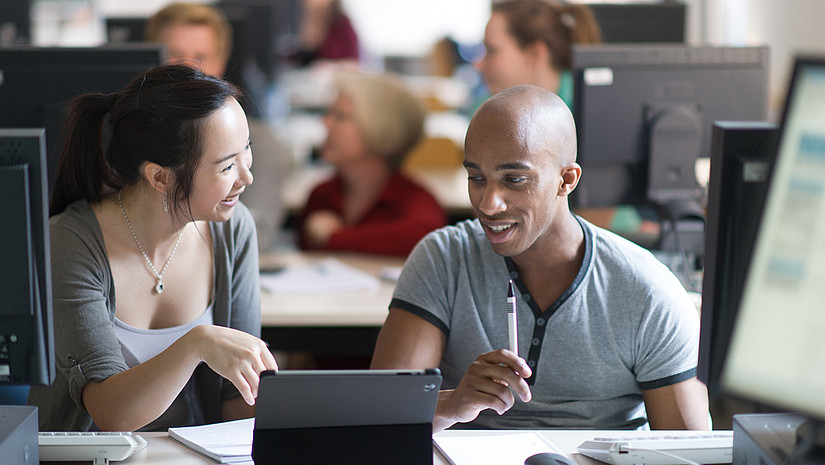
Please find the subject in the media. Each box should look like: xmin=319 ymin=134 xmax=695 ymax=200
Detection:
xmin=304 ymin=210 xmax=344 ymax=247
xmin=189 ymin=325 xmax=279 ymax=405
xmin=434 ymin=349 xmax=532 ymax=431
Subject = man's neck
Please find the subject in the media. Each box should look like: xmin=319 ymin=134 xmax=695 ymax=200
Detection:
xmin=509 ymin=211 xmax=586 ymax=310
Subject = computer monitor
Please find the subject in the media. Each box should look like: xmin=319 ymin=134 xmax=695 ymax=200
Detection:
xmin=0 ymin=128 xmax=53 ymax=387
xmin=722 ymin=57 xmax=825 ymax=438
xmin=0 ymin=44 xmax=164 ymax=194
xmin=587 ymin=2 xmax=686 ymax=44
xmin=697 ymin=121 xmax=778 ymax=398
xmin=570 ymin=45 xmax=770 ymax=254
xmin=571 ymin=44 xmax=770 ymax=209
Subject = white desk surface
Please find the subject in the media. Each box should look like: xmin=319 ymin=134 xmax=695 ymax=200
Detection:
xmin=259 ymin=251 xmax=404 ymax=327
xmin=119 ymin=429 xmax=666 ymax=464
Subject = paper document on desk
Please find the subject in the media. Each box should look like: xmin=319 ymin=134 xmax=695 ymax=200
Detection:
xmin=259 ymin=257 xmax=380 ymax=294
xmin=434 ymin=432 xmax=565 ymax=465
xmin=168 ymin=418 xmax=253 ymax=464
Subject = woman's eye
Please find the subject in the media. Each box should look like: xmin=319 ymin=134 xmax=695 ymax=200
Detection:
xmin=221 ymin=162 xmax=235 ymax=173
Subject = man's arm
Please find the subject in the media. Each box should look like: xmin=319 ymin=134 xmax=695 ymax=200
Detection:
xmin=372 ymin=307 xmax=532 ymax=432
xmin=371 ymin=307 xmax=447 ymax=372
xmin=642 ymin=377 xmax=710 ymax=430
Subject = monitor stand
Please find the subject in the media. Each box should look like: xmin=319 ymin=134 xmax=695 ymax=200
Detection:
xmin=0 ymin=405 xmax=38 ymax=464
xmin=734 ymin=413 xmax=825 ymax=465
xmin=656 ymin=198 xmax=705 ymax=259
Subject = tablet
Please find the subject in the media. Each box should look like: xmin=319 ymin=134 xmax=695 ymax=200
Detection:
xmin=254 ymin=368 xmax=441 ymax=429
xmin=252 ymin=369 xmax=442 ymax=465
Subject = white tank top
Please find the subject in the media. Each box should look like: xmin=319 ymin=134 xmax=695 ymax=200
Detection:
xmin=113 ymin=304 xmax=214 ymax=431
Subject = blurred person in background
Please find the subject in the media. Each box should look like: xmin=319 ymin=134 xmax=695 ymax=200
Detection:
xmin=291 ymin=0 xmax=360 ymax=69
xmin=298 ymin=72 xmax=446 ymax=256
xmin=145 ymin=2 xmax=232 ymax=77
xmin=475 ymin=0 xmax=601 ymax=108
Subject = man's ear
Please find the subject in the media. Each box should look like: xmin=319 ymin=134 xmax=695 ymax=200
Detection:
xmin=558 ymin=163 xmax=582 ymax=197
xmin=143 ymin=162 xmax=172 ymax=196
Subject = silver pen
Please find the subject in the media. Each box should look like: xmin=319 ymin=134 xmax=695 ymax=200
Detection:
xmin=507 ymin=280 xmax=518 ymax=356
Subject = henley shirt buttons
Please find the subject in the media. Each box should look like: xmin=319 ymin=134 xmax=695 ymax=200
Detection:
xmin=532 ymin=338 xmax=540 ymax=346
xmin=536 ymin=318 xmax=546 ymax=326
xmin=523 ymin=294 xmax=532 ymax=302
xmin=510 ymin=271 xmax=519 ymax=279
xmin=527 ymin=360 xmax=536 ymax=368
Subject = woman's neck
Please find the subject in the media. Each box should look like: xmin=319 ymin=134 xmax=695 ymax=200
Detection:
xmin=114 ymin=184 xmax=187 ymax=254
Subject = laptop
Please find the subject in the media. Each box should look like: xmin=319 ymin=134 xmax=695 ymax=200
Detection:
xmin=252 ymin=369 xmax=442 ymax=464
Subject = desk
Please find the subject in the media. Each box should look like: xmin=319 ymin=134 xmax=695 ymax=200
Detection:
xmin=258 ymin=251 xmax=404 ymax=358
xmin=104 ymin=429 xmax=658 ymax=464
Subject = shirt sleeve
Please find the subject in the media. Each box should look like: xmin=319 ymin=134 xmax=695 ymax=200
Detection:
xmin=218 ymin=203 xmax=262 ymax=402
xmin=633 ymin=272 xmax=700 ymax=389
xmin=226 ymin=203 xmax=261 ymax=338
xmin=49 ymin=214 xmax=128 ymax=409
xmin=390 ymin=228 xmax=457 ymax=334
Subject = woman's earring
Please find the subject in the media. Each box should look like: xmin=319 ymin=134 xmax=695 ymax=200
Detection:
xmin=163 ymin=192 xmax=169 ymax=212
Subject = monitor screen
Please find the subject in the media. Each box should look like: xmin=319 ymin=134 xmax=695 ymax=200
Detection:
xmin=722 ymin=57 xmax=825 ymax=421
xmin=698 ymin=121 xmax=778 ymax=398
xmin=570 ymin=45 xmax=770 ymax=210
xmin=587 ymin=2 xmax=685 ymax=44
xmin=0 ymin=128 xmax=54 ymax=386
xmin=0 ymin=44 xmax=163 ymax=195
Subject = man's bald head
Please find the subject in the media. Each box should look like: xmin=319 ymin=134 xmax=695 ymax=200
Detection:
xmin=467 ymin=85 xmax=577 ymax=167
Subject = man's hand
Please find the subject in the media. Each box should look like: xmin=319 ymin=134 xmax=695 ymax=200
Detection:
xmin=433 ymin=349 xmax=532 ymax=432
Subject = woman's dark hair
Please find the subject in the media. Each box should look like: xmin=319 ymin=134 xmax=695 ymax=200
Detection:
xmin=493 ymin=0 xmax=602 ymax=72
xmin=49 ymin=64 xmax=244 ymax=219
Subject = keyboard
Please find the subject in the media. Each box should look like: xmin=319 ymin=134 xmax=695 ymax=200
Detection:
xmin=39 ymin=431 xmax=148 ymax=463
xmin=577 ymin=431 xmax=733 ymax=465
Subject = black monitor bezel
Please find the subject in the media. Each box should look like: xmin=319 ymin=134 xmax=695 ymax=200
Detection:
xmin=0 ymin=128 xmax=54 ymax=386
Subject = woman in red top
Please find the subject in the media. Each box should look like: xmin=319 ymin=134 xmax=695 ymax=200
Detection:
xmin=293 ymin=0 xmax=359 ymax=67
xmin=299 ymin=72 xmax=447 ymax=256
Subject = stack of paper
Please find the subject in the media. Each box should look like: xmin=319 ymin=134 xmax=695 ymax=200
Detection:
xmin=434 ymin=432 xmax=565 ymax=465
xmin=259 ymin=257 xmax=380 ymax=294
xmin=168 ymin=418 xmax=253 ymax=464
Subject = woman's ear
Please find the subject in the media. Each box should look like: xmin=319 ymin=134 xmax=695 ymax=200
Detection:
xmin=526 ymin=39 xmax=551 ymax=69
xmin=558 ymin=163 xmax=582 ymax=197
xmin=143 ymin=162 xmax=172 ymax=195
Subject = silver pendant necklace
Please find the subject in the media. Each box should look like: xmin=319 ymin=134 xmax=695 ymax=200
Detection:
xmin=117 ymin=190 xmax=184 ymax=294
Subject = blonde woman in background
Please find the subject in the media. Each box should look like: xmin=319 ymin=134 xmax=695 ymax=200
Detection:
xmin=299 ymin=73 xmax=446 ymax=256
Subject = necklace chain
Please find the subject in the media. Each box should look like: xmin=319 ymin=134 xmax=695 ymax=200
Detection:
xmin=117 ymin=190 xmax=184 ymax=294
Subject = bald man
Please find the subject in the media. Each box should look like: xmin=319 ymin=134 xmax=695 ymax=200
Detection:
xmin=371 ymin=85 xmax=709 ymax=432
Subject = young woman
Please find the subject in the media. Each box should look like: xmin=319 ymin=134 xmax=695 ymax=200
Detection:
xmin=29 ymin=64 xmax=278 ymax=431
xmin=475 ymin=0 xmax=601 ymax=108
xmin=298 ymin=72 xmax=447 ymax=257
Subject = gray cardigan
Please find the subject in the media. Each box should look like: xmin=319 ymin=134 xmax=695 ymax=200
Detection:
xmin=29 ymin=200 xmax=261 ymax=431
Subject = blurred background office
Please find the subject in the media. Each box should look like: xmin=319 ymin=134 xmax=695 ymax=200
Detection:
xmin=5 ymin=0 xmax=825 ymax=423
